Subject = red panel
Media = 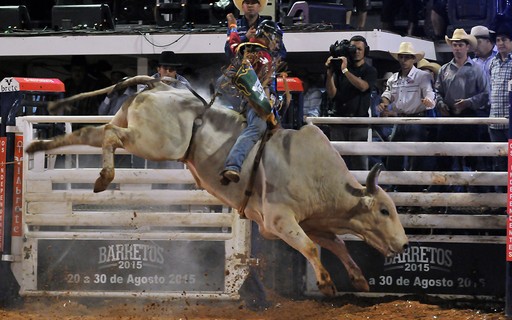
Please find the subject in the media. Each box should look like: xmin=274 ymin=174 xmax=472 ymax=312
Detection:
xmin=277 ymin=77 xmax=303 ymax=92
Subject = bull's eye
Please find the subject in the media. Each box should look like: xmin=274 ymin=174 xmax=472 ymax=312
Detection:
xmin=381 ymin=209 xmax=390 ymax=216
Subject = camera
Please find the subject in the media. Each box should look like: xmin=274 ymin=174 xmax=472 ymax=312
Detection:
xmin=330 ymin=39 xmax=356 ymax=58
xmin=329 ymin=39 xmax=356 ymax=71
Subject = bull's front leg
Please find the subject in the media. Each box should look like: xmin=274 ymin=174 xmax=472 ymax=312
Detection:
xmin=309 ymin=233 xmax=369 ymax=292
xmin=94 ymin=124 xmax=123 ymax=192
xmin=262 ymin=206 xmax=337 ymax=297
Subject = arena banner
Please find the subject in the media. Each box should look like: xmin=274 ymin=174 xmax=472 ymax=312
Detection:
xmin=0 ymin=137 xmax=6 ymax=251
xmin=322 ymin=241 xmax=505 ymax=296
xmin=508 ymin=138 xmax=512 ymax=262
xmin=11 ymin=135 xmax=22 ymax=237
xmin=36 ymin=240 xmax=225 ymax=292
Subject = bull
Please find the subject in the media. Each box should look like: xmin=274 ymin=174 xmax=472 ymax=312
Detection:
xmin=26 ymin=76 xmax=408 ymax=296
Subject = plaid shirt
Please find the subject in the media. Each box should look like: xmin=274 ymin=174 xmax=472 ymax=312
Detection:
xmin=489 ymin=52 xmax=512 ymax=129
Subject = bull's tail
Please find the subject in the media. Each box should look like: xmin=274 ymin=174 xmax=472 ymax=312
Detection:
xmin=47 ymin=75 xmax=161 ymax=114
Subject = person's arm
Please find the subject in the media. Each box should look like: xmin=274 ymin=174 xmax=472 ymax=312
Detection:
xmin=434 ymin=66 xmax=450 ymax=116
xmin=340 ymin=57 xmax=370 ymax=92
xmin=225 ymin=14 xmax=240 ymax=56
xmin=420 ymin=72 xmax=436 ymax=109
xmin=466 ymin=66 xmax=490 ymax=111
xmin=325 ymin=68 xmax=337 ymax=99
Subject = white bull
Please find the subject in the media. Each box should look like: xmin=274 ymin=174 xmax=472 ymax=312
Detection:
xmin=26 ymin=76 xmax=408 ymax=296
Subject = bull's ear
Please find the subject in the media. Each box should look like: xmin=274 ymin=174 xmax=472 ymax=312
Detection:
xmin=366 ymin=163 xmax=383 ymax=195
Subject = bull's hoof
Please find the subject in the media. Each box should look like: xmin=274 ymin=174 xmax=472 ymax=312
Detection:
xmin=351 ymin=276 xmax=370 ymax=292
xmin=93 ymin=181 xmax=107 ymax=193
xmin=93 ymin=168 xmax=114 ymax=193
xmin=317 ymin=281 xmax=337 ymax=297
xmin=25 ymin=141 xmax=46 ymax=154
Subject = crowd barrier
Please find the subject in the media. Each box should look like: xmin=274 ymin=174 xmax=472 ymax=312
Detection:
xmin=304 ymin=116 xmax=508 ymax=299
xmin=6 ymin=115 xmax=509 ymax=300
xmin=17 ymin=115 xmax=251 ymax=299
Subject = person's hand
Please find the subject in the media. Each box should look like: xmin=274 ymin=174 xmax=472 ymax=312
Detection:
xmin=246 ymin=27 xmax=256 ymax=39
xmin=381 ymin=109 xmax=397 ymax=117
xmin=227 ymin=13 xmax=236 ymax=27
xmin=437 ymin=102 xmax=450 ymax=116
xmin=377 ymin=102 xmax=387 ymax=113
xmin=340 ymin=56 xmax=348 ymax=70
xmin=325 ymin=56 xmax=333 ymax=68
xmin=422 ymin=97 xmax=435 ymax=109
xmin=453 ymin=99 xmax=470 ymax=115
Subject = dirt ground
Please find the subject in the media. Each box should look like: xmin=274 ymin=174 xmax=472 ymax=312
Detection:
xmin=0 ymin=294 xmax=506 ymax=320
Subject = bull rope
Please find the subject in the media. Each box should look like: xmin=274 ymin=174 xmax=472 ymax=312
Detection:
xmin=238 ymin=126 xmax=272 ymax=218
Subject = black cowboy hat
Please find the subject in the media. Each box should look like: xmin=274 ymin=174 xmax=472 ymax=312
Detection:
xmin=158 ymin=51 xmax=182 ymax=67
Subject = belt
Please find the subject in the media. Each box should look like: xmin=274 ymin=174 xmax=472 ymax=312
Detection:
xmin=397 ymin=111 xmax=425 ymax=117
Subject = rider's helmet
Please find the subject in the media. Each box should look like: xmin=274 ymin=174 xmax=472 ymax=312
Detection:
xmin=255 ymin=20 xmax=282 ymax=43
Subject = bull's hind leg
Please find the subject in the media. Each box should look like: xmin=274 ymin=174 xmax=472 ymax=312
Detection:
xmin=94 ymin=124 xmax=128 ymax=192
xmin=309 ymin=234 xmax=369 ymax=292
xmin=262 ymin=205 xmax=337 ymax=297
xmin=26 ymin=125 xmax=106 ymax=153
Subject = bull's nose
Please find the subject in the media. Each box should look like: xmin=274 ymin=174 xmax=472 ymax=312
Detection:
xmin=402 ymin=243 xmax=409 ymax=251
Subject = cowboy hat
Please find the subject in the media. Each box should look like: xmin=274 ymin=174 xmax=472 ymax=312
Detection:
xmin=234 ymin=0 xmax=267 ymax=12
xmin=490 ymin=21 xmax=512 ymax=42
xmin=417 ymin=58 xmax=441 ymax=76
xmin=445 ymin=28 xmax=477 ymax=49
xmin=158 ymin=51 xmax=182 ymax=67
xmin=389 ymin=42 xmax=425 ymax=63
xmin=470 ymin=25 xmax=494 ymax=39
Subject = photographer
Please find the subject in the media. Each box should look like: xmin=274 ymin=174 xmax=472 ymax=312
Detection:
xmin=325 ymin=35 xmax=377 ymax=170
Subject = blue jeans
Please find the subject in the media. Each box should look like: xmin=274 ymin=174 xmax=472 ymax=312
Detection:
xmin=225 ymin=108 xmax=267 ymax=172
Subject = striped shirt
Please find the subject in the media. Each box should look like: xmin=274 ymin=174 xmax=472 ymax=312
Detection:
xmin=489 ymin=52 xmax=512 ymax=129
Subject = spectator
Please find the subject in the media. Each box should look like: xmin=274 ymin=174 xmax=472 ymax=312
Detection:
xmin=325 ymin=35 xmax=377 ymax=170
xmin=417 ymin=58 xmax=441 ymax=80
xmin=63 ymin=55 xmax=103 ymax=115
xmin=341 ymin=0 xmax=369 ymax=30
xmin=381 ymin=0 xmax=421 ymax=36
xmin=471 ymin=25 xmax=497 ymax=188
xmin=488 ymin=21 xmax=512 ymax=190
xmin=110 ymin=70 xmax=128 ymax=84
xmin=224 ymin=0 xmax=286 ymax=60
xmin=435 ymin=29 xmax=489 ymax=190
xmin=416 ymin=58 xmax=442 ymax=171
xmin=368 ymin=71 xmax=393 ymax=169
xmin=98 ymin=82 xmax=136 ymax=116
xmin=430 ymin=0 xmax=448 ymax=40
xmin=152 ymin=51 xmax=190 ymax=89
xmin=377 ymin=42 xmax=435 ymax=190
xmin=301 ymin=74 xmax=323 ymax=121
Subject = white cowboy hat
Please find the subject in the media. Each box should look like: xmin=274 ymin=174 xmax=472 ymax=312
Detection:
xmin=445 ymin=28 xmax=477 ymax=49
xmin=416 ymin=58 xmax=441 ymax=76
xmin=234 ymin=0 xmax=268 ymax=12
xmin=389 ymin=42 xmax=425 ymax=63
xmin=470 ymin=25 xmax=494 ymax=39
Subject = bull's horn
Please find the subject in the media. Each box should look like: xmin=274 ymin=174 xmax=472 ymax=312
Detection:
xmin=366 ymin=163 xmax=383 ymax=195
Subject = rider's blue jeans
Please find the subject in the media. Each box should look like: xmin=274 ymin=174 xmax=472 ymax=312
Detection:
xmin=224 ymin=107 xmax=267 ymax=173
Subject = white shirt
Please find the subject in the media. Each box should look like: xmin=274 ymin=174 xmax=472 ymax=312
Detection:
xmin=381 ymin=66 xmax=436 ymax=115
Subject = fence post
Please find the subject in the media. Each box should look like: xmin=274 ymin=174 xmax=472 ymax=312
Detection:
xmin=506 ymin=79 xmax=512 ymax=317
